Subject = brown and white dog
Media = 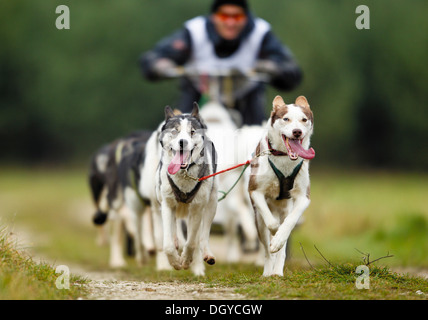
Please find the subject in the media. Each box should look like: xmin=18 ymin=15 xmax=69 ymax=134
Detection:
xmin=248 ymin=95 xmax=315 ymax=276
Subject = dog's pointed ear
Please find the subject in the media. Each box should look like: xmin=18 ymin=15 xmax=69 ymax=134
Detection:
xmin=273 ymin=95 xmax=286 ymax=112
xmin=295 ymin=96 xmax=310 ymax=109
xmin=191 ymin=101 xmax=207 ymax=129
xmin=191 ymin=102 xmax=200 ymax=118
xmin=164 ymin=105 xmax=175 ymax=121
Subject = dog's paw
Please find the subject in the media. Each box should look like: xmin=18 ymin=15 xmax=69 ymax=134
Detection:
xmin=156 ymin=252 xmax=174 ymax=271
xmin=180 ymin=248 xmax=194 ymax=269
xmin=168 ymin=256 xmax=182 ymax=270
xmin=109 ymin=258 xmax=127 ymax=269
xmin=203 ymin=255 xmax=216 ymax=265
xmin=180 ymin=258 xmax=192 ymax=270
xmin=262 ymin=271 xmax=283 ymax=277
xmin=269 ymin=235 xmax=286 ymax=253
xmin=166 ymin=252 xmax=182 ymax=270
xmin=191 ymin=262 xmax=206 ymax=277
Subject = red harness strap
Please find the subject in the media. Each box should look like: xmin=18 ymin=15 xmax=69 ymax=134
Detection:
xmin=198 ymin=137 xmax=288 ymax=182
xmin=198 ymin=160 xmax=251 ymax=182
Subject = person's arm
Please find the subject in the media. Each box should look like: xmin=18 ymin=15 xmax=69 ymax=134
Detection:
xmin=139 ymin=28 xmax=192 ymax=81
xmin=256 ymin=31 xmax=303 ymax=90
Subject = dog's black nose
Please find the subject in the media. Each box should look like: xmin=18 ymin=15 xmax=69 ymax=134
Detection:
xmin=293 ymin=129 xmax=302 ymax=138
xmin=179 ymin=139 xmax=188 ymax=149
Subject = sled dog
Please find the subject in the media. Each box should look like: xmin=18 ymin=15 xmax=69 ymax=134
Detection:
xmin=156 ymin=103 xmax=218 ymax=276
xmin=248 ymin=95 xmax=315 ymax=276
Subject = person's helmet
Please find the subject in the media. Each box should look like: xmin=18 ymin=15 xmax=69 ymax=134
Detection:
xmin=211 ymin=0 xmax=249 ymax=13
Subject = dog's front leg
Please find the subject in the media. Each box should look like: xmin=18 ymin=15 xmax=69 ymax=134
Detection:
xmin=181 ymin=207 xmax=203 ymax=270
xmin=250 ymin=190 xmax=279 ymax=234
xmin=161 ymin=201 xmax=181 ymax=270
xmin=152 ymin=200 xmax=172 ymax=271
xmin=270 ymin=195 xmax=310 ymax=253
xmin=109 ymin=209 xmax=127 ymax=268
xmin=201 ymin=190 xmax=217 ymax=265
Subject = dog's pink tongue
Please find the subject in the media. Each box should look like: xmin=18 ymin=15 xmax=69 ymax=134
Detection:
xmin=168 ymin=151 xmax=188 ymax=175
xmin=288 ymin=139 xmax=316 ymax=160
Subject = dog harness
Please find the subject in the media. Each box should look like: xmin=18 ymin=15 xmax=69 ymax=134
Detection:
xmin=167 ymin=163 xmax=208 ymax=204
xmin=268 ymin=158 xmax=303 ymax=200
xmin=266 ymin=138 xmax=303 ymax=200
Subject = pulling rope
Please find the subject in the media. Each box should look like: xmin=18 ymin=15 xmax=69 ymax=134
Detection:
xmin=198 ymin=160 xmax=251 ymax=182
xmin=200 ymin=160 xmax=251 ymax=202
xmin=198 ymin=147 xmax=273 ymax=183
xmin=182 ymin=148 xmax=273 ymax=202
xmin=217 ymin=161 xmax=250 ymax=202
xmin=182 ymin=159 xmax=251 ymax=202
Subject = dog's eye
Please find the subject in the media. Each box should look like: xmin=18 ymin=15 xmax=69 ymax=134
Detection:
xmin=190 ymin=129 xmax=196 ymax=136
xmin=302 ymin=118 xmax=308 ymax=123
xmin=170 ymin=129 xmax=178 ymax=136
xmin=283 ymin=117 xmax=289 ymax=122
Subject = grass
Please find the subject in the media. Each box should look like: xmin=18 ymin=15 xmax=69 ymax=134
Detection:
xmin=0 ymin=225 xmax=87 ymax=300
xmin=120 ymin=257 xmax=427 ymax=300
xmin=294 ymin=167 xmax=428 ymax=267
xmin=234 ymin=265 xmax=426 ymax=300
xmin=0 ymin=165 xmax=427 ymax=299
xmin=0 ymin=166 xmax=111 ymax=269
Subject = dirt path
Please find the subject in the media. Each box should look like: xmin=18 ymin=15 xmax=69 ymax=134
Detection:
xmin=57 ymin=252 xmax=428 ymax=300
xmin=82 ymin=274 xmax=245 ymax=300
xmin=9 ymin=226 xmax=250 ymax=300
xmin=9 ymin=223 xmax=428 ymax=300
xmin=74 ymin=236 xmax=255 ymax=300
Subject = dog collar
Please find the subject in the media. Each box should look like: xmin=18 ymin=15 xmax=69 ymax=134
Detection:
xmin=267 ymin=138 xmax=288 ymax=156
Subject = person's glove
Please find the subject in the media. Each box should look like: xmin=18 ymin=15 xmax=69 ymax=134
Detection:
xmin=152 ymin=58 xmax=178 ymax=77
xmin=254 ymin=60 xmax=281 ymax=77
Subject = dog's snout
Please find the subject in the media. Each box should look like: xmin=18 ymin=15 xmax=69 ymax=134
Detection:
xmin=179 ymin=139 xmax=188 ymax=149
xmin=292 ymin=129 xmax=302 ymax=138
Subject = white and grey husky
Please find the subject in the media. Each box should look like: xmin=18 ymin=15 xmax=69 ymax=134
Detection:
xmin=156 ymin=103 xmax=218 ymax=276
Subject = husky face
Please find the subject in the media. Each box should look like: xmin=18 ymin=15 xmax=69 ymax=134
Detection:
xmin=160 ymin=103 xmax=207 ymax=175
xmin=269 ymin=95 xmax=315 ymax=161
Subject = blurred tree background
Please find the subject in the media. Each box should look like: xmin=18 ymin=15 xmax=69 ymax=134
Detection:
xmin=0 ymin=0 xmax=427 ymax=170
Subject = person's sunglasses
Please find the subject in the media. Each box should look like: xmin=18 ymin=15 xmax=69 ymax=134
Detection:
xmin=215 ymin=12 xmax=246 ymax=22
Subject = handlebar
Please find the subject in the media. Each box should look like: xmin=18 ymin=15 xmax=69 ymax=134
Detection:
xmin=159 ymin=66 xmax=272 ymax=114
xmin=163 ymin=66 xmax=271 ymax=83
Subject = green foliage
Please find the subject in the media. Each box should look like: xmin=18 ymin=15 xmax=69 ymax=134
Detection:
xmin=1 ymin=0 xmax=427 ymax=168
xmin=294 ymin=168 xmax=428 ymax=267
xmin=372 ymin=213 xmax=428 ymax=266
